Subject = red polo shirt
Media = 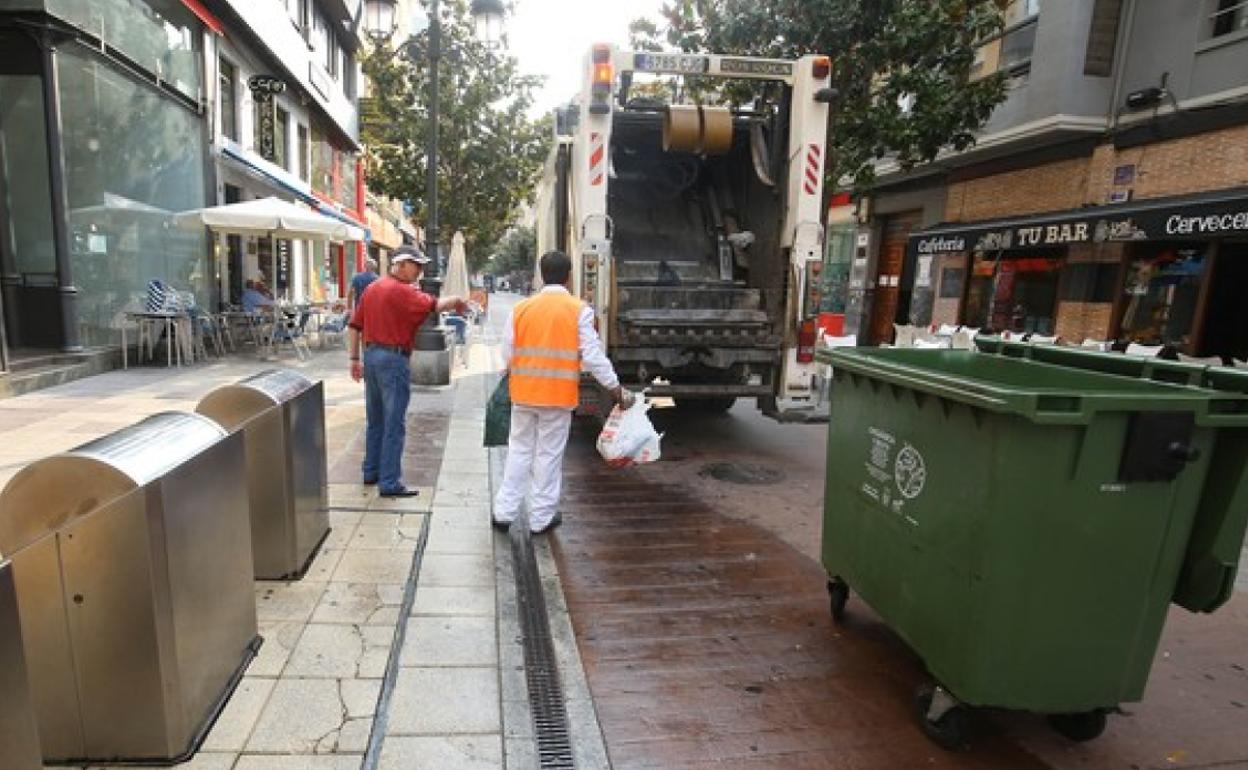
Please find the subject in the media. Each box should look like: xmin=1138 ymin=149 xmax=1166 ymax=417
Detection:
xmin=348 ymin=275 xmax=436 ymax=353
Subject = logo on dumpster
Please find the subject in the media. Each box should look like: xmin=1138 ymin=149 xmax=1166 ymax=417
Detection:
xmin=894 ymin=444 xmax=927 ymax=500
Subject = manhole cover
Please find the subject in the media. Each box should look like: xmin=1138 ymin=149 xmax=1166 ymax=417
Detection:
xmin=700 ymin=462 xmax=786 ymax=485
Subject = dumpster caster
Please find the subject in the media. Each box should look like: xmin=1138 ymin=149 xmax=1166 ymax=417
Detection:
xmin=1047 ymin=710 xmax=1107 ymax=742
xmin=827 ymin=577 xmax=850 ymax=623
xmin=915 ymin=685 xmax=970 ymax=750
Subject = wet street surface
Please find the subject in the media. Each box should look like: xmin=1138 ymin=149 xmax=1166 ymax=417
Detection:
xmin=550 ymin=404 xmax=1248 ymax=770
xmin=552 ymin=420 xmax=1048 ymax=769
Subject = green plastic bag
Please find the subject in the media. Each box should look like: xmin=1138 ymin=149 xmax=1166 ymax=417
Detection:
xmin=484 ymin=373 xmax=511 ymax=447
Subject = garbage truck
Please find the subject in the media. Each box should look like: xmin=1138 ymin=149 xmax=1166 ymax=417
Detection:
xmin=535 ymin=44 xmax=834 ymax=419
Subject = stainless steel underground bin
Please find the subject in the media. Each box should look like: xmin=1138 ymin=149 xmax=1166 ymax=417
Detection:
xmin=0 ymin=412 xmax=258 ymax=764
xmin=0 ymin=557 xmax=41 ymax=770
xmin=196 ymin=369 xmax=329 ymax=580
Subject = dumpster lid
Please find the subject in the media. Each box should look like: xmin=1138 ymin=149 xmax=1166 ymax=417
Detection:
xmin=827 ymin=347 xmax=1248 ymax=426
xmin=0 ymin=412 xmax=227 ymax=556
xmin=195 ymin=369 xmax=316 ymax=429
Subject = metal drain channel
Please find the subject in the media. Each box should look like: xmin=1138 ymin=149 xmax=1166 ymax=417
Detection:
xmin=511 ymin=526 xmax=576 ymax=769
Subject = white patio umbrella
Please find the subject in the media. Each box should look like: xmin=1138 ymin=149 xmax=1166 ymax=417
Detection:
xmin=444 ymin=231 xmax=471 ymax=301
xmin=175 ymin=197 xmax=365 ymax=298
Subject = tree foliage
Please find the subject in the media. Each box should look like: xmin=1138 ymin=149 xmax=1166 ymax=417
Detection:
xmin=633 ymin=0 xmax=1010 ymax=191
xmin=361 ymin=0 xmax=548 ymax=270
xmin=487 ymin=225 xmax=537 ymax=277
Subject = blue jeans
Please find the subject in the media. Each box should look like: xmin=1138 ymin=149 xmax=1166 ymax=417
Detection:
xmin=362 ymin=347 xmax=411 ymax=492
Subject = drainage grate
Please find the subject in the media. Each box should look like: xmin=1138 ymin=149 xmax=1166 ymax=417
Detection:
xmin=511 ymin=526 xmax=576 ymax=769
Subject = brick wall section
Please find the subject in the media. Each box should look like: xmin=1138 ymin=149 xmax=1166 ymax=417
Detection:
xmin=945 ymin=157 xmax=1091 ymax=221
xmin=1055 ymin=302 xmax=1115 ymax=343
xmin=1087 ymin=124 xmax=1248 ymax=204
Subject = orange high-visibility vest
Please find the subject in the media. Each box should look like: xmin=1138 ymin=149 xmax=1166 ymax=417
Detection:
xmin=510 ymin=291 xmax=583 ymax=408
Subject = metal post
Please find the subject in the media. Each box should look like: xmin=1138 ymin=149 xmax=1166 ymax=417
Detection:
xmin=425 ymin=0 xmax=440 ymax=285
xmin=413 ymin=0 xmax=448 ymax=366
xmin=40 ymin=31 xmax=82 ymax=353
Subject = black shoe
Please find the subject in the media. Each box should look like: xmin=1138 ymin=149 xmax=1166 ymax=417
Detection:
xmin=530 ymin=512 xmax=562 ymax=535
xmin=491 ymin=518 xmax=512 ymax=532
xmin=379 ymin=486 xmax=420 ymax=498
xmin=363 ymin=477 xmax=378 ymax=486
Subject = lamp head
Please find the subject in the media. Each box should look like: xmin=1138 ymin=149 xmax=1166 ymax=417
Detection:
xmin=362 ymin=0 xmax=397 ymax=40
xmin=470 ymin=0 xmax=506 ymax=46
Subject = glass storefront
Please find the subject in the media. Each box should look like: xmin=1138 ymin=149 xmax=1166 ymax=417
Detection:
xmin=0 ymin=73 xmax=55 ymax=278
xmin=58 ymin=47 xmax=209 ymax=346
xmin=964 ymin=252 xmax=1063 ymax=333
xmin=1119 ymin=244 xmax=1206 ymax=348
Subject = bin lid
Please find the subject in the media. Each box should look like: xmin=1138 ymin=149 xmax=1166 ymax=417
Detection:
xmin=196 ymin=369 xmax=315 ymax=430
xmin=827 ymin=347 xmax=1248 ymax=426
xmin=0 ymin=412 xmax=227 ymax=557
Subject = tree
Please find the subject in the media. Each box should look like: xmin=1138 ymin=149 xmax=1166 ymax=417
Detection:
xmin=634 ymin=0 xmax=1009 ymax=191
xmin=487 ymin=225 xmax=537 ymax=277
xmin=361 ymin=0 xmax=549 ymax=271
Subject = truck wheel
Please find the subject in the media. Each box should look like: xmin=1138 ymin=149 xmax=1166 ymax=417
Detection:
xmin=914 ymin=686 xmax=971 ymax=750
xmin=1046 ymin=711 xmax=1106 ymax=742
xmin=827 ymin=577 xmax=849 ymax=623
xmin=674 ymin=396 xmax=736 ymax=413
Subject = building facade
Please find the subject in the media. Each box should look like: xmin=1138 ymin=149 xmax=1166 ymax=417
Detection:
xmin=854 ymin=0 xmax=1248 ymax=360
xmin=0 ymin=0 xmax=217 ymax=358
xmin=205 ymin=0 xmax=367 ymax=307
xmin=0 ymin=0 xmax=365 ymax=373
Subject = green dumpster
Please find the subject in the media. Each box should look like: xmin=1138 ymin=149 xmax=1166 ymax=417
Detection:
xmin=818 ymin=343 xmax=1248 ymax=748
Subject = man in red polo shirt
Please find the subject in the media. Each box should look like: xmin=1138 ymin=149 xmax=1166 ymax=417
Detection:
xmin=347 ymin=247 xmax=466 ymax=497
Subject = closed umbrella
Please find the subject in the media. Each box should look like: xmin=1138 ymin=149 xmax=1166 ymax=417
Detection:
xmin=444 ymin=231 xmax=471 ymax=300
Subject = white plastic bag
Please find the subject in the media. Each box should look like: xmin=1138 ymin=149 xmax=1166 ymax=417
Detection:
xmin=597 ymin=397 xmax=662 ymax=466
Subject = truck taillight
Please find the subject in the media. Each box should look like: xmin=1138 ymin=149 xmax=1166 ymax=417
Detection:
xmin=812 ymin=56 xmax=831 ymax=80
xmin=797 ymin=319 xmax=817 ymax=364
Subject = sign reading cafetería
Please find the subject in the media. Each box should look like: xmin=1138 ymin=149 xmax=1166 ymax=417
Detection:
xmin=248 ymin=75 xmax=287 ymax=163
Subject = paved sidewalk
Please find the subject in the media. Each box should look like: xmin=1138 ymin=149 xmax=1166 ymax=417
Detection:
xmin=0 ymin=339 xmax=551 ymax=770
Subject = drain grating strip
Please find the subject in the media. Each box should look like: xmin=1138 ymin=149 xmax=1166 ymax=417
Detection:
xmin=511 ymin=526 xmax=576 ymax=770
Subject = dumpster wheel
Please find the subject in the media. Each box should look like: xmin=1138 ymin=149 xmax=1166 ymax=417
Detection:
xmin=914 ymin=684 xmax=971 ymax=750
xmin=827 ymin=577 xmax=850 ymax=624
xmin=1046 ymin=710 xmax=1107 ymax=742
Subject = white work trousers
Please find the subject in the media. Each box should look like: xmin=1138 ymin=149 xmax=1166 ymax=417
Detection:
xmin=494 ymin=404 xmax=573 ymax=531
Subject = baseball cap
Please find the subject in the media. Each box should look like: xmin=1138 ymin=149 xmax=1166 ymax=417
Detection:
xmin=391 ymin=246 xmax=430 ymax=265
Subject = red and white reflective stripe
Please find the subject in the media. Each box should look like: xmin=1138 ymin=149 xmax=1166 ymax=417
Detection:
xmin=804 ymin=144 xmax=822 ymax=195
xmin=589 ymin=132 xmax=605 ymax=186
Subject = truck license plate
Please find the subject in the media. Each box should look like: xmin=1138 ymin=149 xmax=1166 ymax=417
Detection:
xmin=633 ymin=53 xmax=709 ymax=74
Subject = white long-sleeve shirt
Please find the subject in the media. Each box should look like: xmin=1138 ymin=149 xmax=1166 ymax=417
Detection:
xmin=501 ymin=285 xmax=620 ymax=390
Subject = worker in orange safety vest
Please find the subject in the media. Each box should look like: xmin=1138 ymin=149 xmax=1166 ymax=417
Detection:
xmin=493 ymin=250 xmax=633 ymax=534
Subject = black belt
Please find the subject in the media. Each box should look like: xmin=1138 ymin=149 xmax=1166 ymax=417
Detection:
xmin=365 ymin=342 xmax=411 ymax=356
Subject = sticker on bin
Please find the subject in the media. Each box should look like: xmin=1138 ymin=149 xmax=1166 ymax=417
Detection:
xmin=862 ymin=427 xmax=925 ymax=524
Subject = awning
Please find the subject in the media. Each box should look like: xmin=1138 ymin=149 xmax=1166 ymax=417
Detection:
xmin=908 ymin=185 xmax=1248 ymax=257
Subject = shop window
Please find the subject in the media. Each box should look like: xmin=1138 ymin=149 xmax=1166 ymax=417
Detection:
xmin=1119 ymin=246 xmax=1206 ymax=347
xmin=57 ymin=48 xmax=209 ymax=346
xmin=46 ymin=0 xmax=203 ymax=100
xmin=219 ymin=58 xmax=238 ymax=142
xmin=1210 ymin=0 xmax=1247 ymax=38
xmin=963 ymin=253 xmax=1062 ymax=333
